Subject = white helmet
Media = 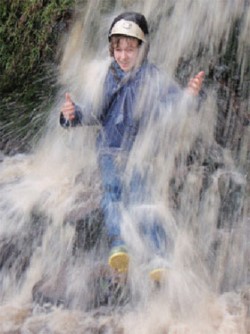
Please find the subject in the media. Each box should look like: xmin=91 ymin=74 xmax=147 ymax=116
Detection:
xmin=108 ymin=12 xmax=149 ymax=43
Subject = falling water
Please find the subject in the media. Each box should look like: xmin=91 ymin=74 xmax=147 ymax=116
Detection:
xmin=0 ymin=0 xmax=249 ymax=333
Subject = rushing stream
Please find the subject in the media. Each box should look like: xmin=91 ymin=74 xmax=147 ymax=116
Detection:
xmin=0 ymin=0 xmax=249 ymax=333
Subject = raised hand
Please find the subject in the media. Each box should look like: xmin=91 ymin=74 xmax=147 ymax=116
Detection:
xmin=187 ymin=71 xmax=205 ymax=96
xmin=61 ymin=93 xmax=75 ymax=121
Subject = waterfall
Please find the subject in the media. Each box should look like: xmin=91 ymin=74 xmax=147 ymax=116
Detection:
xmin=0 ymin=0 xmax=249 ymax=332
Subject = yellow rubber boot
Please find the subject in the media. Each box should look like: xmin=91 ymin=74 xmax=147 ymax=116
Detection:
xmin=108 ymin=247 xmax=129 ymax=273
xmin=149 ymin=268 xmax=168 ymax=283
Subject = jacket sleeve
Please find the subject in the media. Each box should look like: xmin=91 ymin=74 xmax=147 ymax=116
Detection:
xmin=161 ymin=81 xmax=207 ymax=112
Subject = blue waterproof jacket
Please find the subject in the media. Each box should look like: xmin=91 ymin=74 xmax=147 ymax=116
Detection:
xmin=60 ymin=60 xmax=180 ymax=155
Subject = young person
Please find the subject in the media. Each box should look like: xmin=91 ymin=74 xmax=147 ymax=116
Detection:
xmin=60 ymin=12 xmax=204 ymax=281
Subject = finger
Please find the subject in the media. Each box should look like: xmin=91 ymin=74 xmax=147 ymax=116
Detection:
xmin=192 ymin=77 xmax=201 ymax=84
xmin=191 ymin=76 xmax=203 ymax=88
xmin=187 ymin=82 xmax=199 ymax=95
xmin=63 ymin=101 xmax=75 ymax=109
xmin=62 ymin=110 xmax=75 ymax=121
xmin=196 ymin=71 xmax=205 ymax=80
xmin=65 ymin=92 xmax=72 ymax=103
xmin=188 ymin=79 xmax=199 ymax=88
xmin=61 ymin=105 xmax=74 ymax=114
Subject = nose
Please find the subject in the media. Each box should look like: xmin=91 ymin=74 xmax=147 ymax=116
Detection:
xmin=120 ymin=50 xmax=128 ymax=61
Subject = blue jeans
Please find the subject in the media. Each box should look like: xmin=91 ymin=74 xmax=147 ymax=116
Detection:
xmin=99 ymin=153 xmax=124 ymax=249
xmin=99 ymin=153 xmax=167 ymax=253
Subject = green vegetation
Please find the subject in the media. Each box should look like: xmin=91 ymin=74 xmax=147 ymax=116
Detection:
xmin=0 ymin=0 xmax=74 ymax=93
xmin=0 ymin=0 xmax=75 ymax=153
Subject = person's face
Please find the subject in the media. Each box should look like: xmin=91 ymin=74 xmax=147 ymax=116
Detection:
xmin=113 ymin=37 xmax=140 ymax=72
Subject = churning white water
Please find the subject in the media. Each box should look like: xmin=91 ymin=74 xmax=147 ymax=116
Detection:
xmin=0 ymin=0 xmax=249 ymax=333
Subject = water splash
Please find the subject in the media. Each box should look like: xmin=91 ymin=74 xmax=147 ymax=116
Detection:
xmin=0 ymin=0 xmax=249 ymax=332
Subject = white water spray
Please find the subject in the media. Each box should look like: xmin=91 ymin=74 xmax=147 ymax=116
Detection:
xmin=0 ymin=1 xmax=249 ymax=333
